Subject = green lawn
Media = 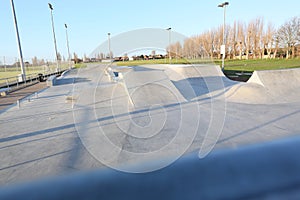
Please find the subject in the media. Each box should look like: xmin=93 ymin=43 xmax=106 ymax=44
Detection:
xmin=115 ymin=58 xmax=300 ymax=72
xmin=74 ymin=63 xmax=88 ymax=69
xmin=0 ymin=64 xmax=70 ymax=85
xmin=222 ymin=58 xmax=300 ymax=71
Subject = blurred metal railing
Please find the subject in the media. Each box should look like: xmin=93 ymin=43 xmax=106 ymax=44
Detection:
xmin=0 ymin=71 xmax=66 ymax=93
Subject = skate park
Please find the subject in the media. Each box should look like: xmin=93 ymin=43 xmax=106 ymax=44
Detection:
xmin=0 ymin=61 xmax=300 ymax=199
xmin=1 ymin=0 xmax=300 ymax=197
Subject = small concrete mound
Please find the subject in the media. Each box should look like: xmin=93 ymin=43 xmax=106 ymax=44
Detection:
xmin=226 ymin=68 xmax=300 ymax=104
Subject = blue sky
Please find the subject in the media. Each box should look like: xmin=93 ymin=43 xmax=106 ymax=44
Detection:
xmin=1 ymin=0 xmax=299 ymax=64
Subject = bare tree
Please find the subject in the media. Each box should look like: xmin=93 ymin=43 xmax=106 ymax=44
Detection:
xmin=264 ymin=23 xmax=276 ymax=58
xmin=57 ymin=53 xmax=62 ymax=61
xmin=174 ymin=42 xmax=183 ymax=58
xmin=32 ymin=56 xmax=38 ymax=66
xmin=277 ymin=16 xmax=300 ymax=59
xmin=255 ymin=17 xmax=264 ymax=59
xmin=229 ymin=21 xmax=238 ymax=59
xmin=177 ymin=15 xmax=299 ymax=61
xmin=245 ymin=22 xmax=254 ymax=60
xmin=73 ymin=52 xmax=79 ymax=64
xmin=236 ymin=22 xmax=245 ymax=59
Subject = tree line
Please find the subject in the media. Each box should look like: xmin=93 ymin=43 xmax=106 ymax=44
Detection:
xmin=168 ymin=16 xmax=300 ymax=60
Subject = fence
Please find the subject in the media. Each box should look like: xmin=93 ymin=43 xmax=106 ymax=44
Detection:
xmin=0 ymin=70 xmax=66 ymax=92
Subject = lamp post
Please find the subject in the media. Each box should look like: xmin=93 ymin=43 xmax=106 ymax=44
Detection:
xmin=65 ymin=24 xmax=71 ymax=69
xmin=107 ymin=33 xmax=111 ymax=60
xmin=218 ymin=2 xmax=229 ymax=71
xmin=166 ymin=27 xmax=171 ymax=64
xmin=10 ymin=0 xmax=26 ymax=82
xmin=48 ymin=3 xmax=60 ymax=72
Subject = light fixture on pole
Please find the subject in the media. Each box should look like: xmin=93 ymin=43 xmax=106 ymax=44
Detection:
xmin=65 ymin=24 xmax=71 ymax=69
xmin=218 ymin=1 xmax=229 ymax=71
xmin=166 ymin=27 xmax=172 ymax=64
xmin=48 ymin=3 xmax=60 ymax=72
xmin=10 ymin=0 xmax=26 ymax=82
xmin=107 ymin=33 xmax=111 ymax=60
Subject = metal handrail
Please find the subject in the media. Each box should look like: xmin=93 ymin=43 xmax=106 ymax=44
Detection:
xmin=0 ymin=70 xmax=66 ymax=91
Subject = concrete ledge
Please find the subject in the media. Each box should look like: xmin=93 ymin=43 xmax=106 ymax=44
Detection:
xmin=46 ymin=75 xmax=57 ymax=87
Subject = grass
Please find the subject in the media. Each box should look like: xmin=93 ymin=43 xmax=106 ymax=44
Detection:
xmin=0 ymin=64 xmax=70 ymax=85
xmin=74 ymin=63 xmax=88 ymax=69
xmin=115 ymin=58 xmax=300 ymax=72
xmin=223 ymin=58 xmax=300 ymax=71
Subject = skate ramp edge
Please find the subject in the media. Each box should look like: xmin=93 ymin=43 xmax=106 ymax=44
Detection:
xmin=226 ymin=68 xmax=300 ymax=104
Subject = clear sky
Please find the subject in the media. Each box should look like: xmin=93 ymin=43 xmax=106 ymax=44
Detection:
xmin=1 ymin=0 xmax=299 ymax=64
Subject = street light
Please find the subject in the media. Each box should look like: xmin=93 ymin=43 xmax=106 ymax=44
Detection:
xmin=10 ymin=0 xmax=26 ymax=82
xmin=48 ymin=3 xmax=60 ymax=72
xmin=218 ymin=1 xmax=229 ymax=71
xmin=65 ymin=24 xmax=71 ymax=69
xmin=107 ymin=33 xmax=111 ymax=60
xmin=166 ymin=27 xmax=171 ymax=64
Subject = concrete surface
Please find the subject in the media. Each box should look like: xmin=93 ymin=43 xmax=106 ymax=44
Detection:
xmin=3 ymin=135 xmax=300 ymax=200
xmin=0 ymin=63 xmax=300 ymax=183
xmin=0 ymin=82 xmax=47 ymax=111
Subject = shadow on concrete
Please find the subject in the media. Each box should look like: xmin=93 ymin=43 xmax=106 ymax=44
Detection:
xmin=0 ymin=149 xmax=73 ymax=171
xmin=172 ymin=76 xmax=237 ymax=100
xmin=0 ymin=132 xmax=73 ymax=150
xmin=218 ymin=109 xmax=300 ymax=145
xmin=1 ymin=109 xmax=73 ymax=124
xmin=133 ymin=66 xmax=162 ymax=72
xmin=56 ymin=78 xmax=91 ymax=85
xmin=0 ymin=124 xmax=75 ymax=144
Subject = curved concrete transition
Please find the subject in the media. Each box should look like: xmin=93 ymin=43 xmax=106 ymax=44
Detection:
xmin=226 ymin=68 xmax=300 ymax=104
xmin=118 ymin=64 xmax=300 ymax=105
xmin=0 ymin=63 xmax=300 ymax=185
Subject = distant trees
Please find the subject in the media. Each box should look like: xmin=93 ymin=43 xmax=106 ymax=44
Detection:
xmin=167 ymin=16 xmax=300 ymax=60
xmin=32 ymin=56 xmax=38 ymax=66
xmin=57 ymin=52 xmax=62 ymax=61
xmin=73 ymin=52 xmax=82 ymax=64
xmin=31 ymin=56 xmax=46 ymax=66
xmin=277 ymin=16 xmax=300 ymax=59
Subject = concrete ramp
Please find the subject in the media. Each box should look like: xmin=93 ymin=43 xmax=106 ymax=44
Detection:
xmin=123 ymin=67 xmax=186 ymax=108
xmin=226 ymin=68 xmax=300 ymax=104
xmin=122 ymin=64 xmax=235 ymax=103
xmin=165 ymin=65 xmax=236 ymax=101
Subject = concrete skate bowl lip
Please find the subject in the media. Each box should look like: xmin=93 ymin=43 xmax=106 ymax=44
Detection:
xmin=115 ymin=64 xmax=238 ymax=102
xmin=226 ymin=68 xmax=300 ymax=105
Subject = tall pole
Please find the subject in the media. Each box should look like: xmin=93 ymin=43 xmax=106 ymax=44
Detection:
xmin=166 ymin=27 xmax=171 ymax=64
xmin=10 ymin=0 xmax=26 ymax=81
xmin=222 ymin=5 xmax=226 ymax=71
xmin=108 ymin=33 xmax=111 ymax=60
xmin=65 ymin=24 xmax=71 ymax=69
xmin=48 ymin=3 xmax=60 ymax=72
xmin=218 ymin=2 xmax=229 ymax=71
